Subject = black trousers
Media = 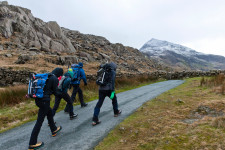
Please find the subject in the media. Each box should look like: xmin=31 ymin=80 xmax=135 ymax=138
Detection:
xmin=29 ymin=99 xmax=57 ymax=145
xmin=93 ymin=90 xmax=119 ymax=122
xmin=65 ymin=84 xmax=85 ymax=111
xmin=53 ymin=92 xmax=74 ymax=116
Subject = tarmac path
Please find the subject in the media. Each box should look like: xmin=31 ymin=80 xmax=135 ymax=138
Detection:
xmin=0 ymin=80 xmax=184 ymax=150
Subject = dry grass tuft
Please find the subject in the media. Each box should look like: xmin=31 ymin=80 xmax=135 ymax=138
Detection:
xmin=211 ymin=116 xmax=225 ymax=129
xmin=200 ymin=74 xmax=225 ymax=94
xmin=0 ymin=85 xmax=28 ymax=107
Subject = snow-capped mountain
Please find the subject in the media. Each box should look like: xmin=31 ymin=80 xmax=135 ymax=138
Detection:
xmin=140 ymin=38 xmax=225 ymax=71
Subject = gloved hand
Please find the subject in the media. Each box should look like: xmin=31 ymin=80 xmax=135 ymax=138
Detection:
xmin=84 ymin=83 xmax=87 ymax=86
xmin=110 ymin=91 xmax=115 ymax=100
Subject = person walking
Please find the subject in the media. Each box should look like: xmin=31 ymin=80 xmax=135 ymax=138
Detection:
xmin=64 ymin=62 xmax=88 ymax=112
xmin=28 ymin=68 xmax=63 ymax=150
xmin=92 ymin=62 xmax=121 ymax=126
xmin=52 ymin=71 xmax=78 ymax=120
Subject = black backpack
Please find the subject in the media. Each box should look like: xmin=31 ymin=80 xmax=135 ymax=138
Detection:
xmin=96 ymin=64 xmax=112 ymax=86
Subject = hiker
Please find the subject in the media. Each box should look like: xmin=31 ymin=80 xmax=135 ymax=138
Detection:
xmin=28 ymin=68 xmax=63 ymax=150
xmin=52 ymin=70 xmax=78 ymax=120
xmin=64 ymin=62 xmax=88 ymax=112
xmin=92 ymin=62 xmax=122 ymax=126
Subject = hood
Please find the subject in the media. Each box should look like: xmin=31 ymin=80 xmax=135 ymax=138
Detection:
xmin=52 ymin=68 xmax=63 ymax=78
xmin=78 ymin=62 xmax=83 ymax=68
xmin=109 ymin=62 xmax=117 ymax=71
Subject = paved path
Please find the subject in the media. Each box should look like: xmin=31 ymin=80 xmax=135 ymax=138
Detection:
xmin=0 ymin=80 xmax=184 ymax=150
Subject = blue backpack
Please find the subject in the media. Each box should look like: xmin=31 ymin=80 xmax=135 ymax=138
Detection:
xmin=28 ymin=73 xmax=50 ymax=98
xmin=71 ymin=64 xmax=81 ymax=82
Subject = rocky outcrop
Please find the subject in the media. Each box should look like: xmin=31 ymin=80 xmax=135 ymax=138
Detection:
xmin=0 ymin=2 xmax=76 ymax=52
xmin=0 ymin=2 xmax=171 ymax=73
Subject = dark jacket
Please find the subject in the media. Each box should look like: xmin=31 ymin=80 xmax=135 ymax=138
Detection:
xmin=99 ymin=62 xmax=117 ymax=91
xmin=61 ymin=72 xmax=72 ymax=93
xmin=40 ymin=68 xmax=63 ymax=100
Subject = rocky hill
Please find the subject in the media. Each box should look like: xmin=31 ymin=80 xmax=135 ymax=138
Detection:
xmin=0 ymin=1 xmax=168 ymax=75
xmin=140 ymin=38 xmax=225 ymax=71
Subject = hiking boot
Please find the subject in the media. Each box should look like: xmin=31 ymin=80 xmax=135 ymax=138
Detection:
xmin=114 ymin=110 xmax=122 ymax=117
xmin=81 ymin=103 xmax=88 ymax=107
xmin=70 ymin=114 xmax=78 ymax=120
xmin=28 ymin=142 xmax=44 ymax=150
xmin=52 ymin=126 xmax=62 ymax=137
xmin=92 ymin=120 xmax=101 ymax=126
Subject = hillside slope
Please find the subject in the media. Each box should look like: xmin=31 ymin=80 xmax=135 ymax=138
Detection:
xmin=140 ymin=38 xmax=225 ymax=71
xmin=0 ymin=2 xmax=167 ymax=74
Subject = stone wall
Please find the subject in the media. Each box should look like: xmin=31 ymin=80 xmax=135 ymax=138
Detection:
xmin=0 ymin=68 xmax=30 ymax=86
xmin=0 ymin=68 xmax=224 ymax=87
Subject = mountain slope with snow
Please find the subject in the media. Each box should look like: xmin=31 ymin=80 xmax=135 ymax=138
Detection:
xmin=140 ymin=39 xmax=225 ymax=71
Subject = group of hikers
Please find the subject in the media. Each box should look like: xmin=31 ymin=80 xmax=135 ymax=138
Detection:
xmin=27 ymin=62 xmax=122 ymax=150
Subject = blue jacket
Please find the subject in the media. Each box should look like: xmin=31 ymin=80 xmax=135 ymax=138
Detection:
xmin=71 ymin=67 xmax=87 ymax=85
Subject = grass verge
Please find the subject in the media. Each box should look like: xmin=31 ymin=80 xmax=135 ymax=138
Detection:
xmin=95 ymin=77 xmax=225 ymax=150
xmin=0 ymin=76 xmax=164 ymax=133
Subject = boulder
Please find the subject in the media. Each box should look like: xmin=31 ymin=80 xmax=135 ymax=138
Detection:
xmin=38 ymin=33 xmax=51 ymax=50
xmin=27 ymin=40 xmax=41 ymax=48
xmin=99 ymin=53 xmax=110 ymax=60
xmin=29 ymin=47 xmax=40 ymax=52
xmin=5 ymin=53 xmax=12 ymax=57
xmin=50 ymin=40 xmax=65 ymax=52
xmin=57 ymin=56 xmax=78 ymax=65
xmin=0 ymin=19 xmax=13 ymax=38
xmin=0 ymin=44 xmax=3 ymax=50
xmin=176 ymin=99 xmax=184 ymax=104
xmin=62 ymin=35 xmax=76 ymax=52
xmin=79 ymin=52 xmax=95 ymax=62
xmin=15 ymin=54 xmax=32 ymax=64
xmin=45 ymin=21 xmax=62 ymax=38
xmin=0 ymin=1 xmax=9 ymax=5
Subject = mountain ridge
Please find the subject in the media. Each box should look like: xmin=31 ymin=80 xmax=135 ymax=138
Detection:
xmin=140 ymin=38 xmax=225 ymax=71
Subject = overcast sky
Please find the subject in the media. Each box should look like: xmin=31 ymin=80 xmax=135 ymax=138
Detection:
xmin=6 ymin=0 xmax=225 ymax=56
